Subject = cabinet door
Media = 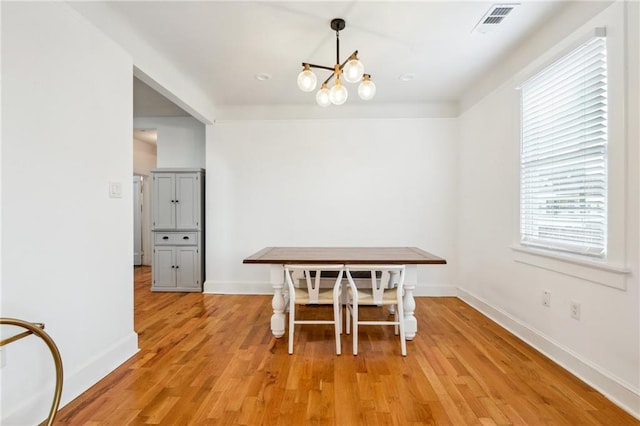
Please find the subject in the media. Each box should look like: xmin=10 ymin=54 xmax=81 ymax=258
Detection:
xmin=153 ymin=173 xmax=176 ymax=230
xmin=176 ymin=246 xmax=199 ymax=289
xmin=153 ymin=246 xmax=176 ymax=289
xmin=175 ymin=173 xmax=201 ymax=230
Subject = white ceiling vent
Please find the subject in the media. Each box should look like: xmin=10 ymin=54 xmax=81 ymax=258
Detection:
xmin=473 ymin=3 xmax=520 ymax=34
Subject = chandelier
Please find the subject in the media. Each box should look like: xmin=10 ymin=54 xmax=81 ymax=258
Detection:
xmin=297 ymin=18 xmax=376 ymax=107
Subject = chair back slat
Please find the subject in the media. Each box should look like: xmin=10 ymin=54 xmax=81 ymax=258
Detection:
xmin=304 ymin=270 xmax=320 ymax=303
xmin=346 ymin=265 xmax=405 ymax=304
xmin=370 ymin=269 xmax=392 ymax=304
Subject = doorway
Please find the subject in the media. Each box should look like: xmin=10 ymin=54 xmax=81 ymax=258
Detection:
xmin=133 ymin=128 xmax=157 ymax=266
xmin=133 ymin=175 xmax=142 ymax=265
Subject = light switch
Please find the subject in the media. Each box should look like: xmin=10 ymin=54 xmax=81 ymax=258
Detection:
xmin=109 ymin=181 xmax=122 ymax=198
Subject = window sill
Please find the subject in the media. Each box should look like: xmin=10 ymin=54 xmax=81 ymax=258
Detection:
xmin=511 ymin=245 xmax=630 ymax=290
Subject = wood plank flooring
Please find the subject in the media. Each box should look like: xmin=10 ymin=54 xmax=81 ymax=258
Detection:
xmin=51 ymin=266 xmax=638 ymax=425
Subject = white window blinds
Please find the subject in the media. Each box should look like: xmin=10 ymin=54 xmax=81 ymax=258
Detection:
xmin=520 ymin=36 xmax=608 ymax=258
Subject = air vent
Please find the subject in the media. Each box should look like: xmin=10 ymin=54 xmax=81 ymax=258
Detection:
xmin=484 ymin=16 xmax=504 ymax=25
xmin=473 ymin=3 xmax=520 ymax=34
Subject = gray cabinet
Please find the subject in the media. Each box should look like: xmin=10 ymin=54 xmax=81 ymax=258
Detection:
xmin=152 ymin=171 xmax=203 ymax=230
xmin=151 ymin=168 xmax=204 ymax=292
xmin=152 ymin=243 xmax=200 ymax=291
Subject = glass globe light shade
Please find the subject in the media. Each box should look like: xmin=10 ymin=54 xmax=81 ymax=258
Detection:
xmin=343 ymin=58 xmax=364 ymax=83
xmin=316 ymin=85 xmax=331 ymax=107
xmin=329 ymin=80 xmax=348 ymax=105
xmin=297 ymin=68 xmax=317 ymax=92
xmin=358 ymin=77 xmax=376 ymax=101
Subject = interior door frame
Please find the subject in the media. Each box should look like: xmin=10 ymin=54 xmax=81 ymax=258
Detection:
xmin=133 ymin=175 xmax=143 ymax=265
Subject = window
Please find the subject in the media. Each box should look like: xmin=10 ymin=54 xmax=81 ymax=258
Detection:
xmin=520 ymin=36 xmax=608 ymax=258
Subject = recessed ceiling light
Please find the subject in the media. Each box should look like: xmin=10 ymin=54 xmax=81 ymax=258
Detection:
xmin=255 ymin=73 xmax=271 ymax=81
xmin=399 ymin=73 xmax=416 ymax=82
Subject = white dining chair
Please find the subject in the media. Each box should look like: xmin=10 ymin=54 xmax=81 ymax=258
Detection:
xmin=284 ymin=264 xmax=345 ymax=355
xmin=345 ymin=265 xmax=406 ymax=356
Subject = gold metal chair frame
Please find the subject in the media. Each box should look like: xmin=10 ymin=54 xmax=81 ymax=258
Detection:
xmin=0 ymin=318 xmax=64 ymax=426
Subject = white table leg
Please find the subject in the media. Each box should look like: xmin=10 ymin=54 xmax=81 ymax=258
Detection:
xmin=403 ymin=265 xmax=418 ymax=340
xmin=388 ymin=270 xmax=400 ymax=315
xmin=270 ymin=264 xmax=286 ymax=338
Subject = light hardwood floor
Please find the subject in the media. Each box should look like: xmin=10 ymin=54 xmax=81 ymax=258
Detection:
xmin=52 ymin=266 xmax=638 ymax=425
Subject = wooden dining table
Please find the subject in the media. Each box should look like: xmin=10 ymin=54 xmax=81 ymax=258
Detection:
xmin=243 ymin=247 xmax=447 ymax=340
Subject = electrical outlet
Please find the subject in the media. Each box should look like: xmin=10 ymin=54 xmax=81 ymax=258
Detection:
xmin=570 ymin=300 xmax=581 ymax=320
xmin=542 ymin=290 xmax=551 ymax=307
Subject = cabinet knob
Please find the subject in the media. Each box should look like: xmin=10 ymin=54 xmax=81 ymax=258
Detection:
xmin=171 ymin=265 xmax=175 ymax=268
xmin=176 ymin=265 xmax=180 ymax=269
xmin=183 ymin=236 xmax=189 ymax=240
xmin=175 ymin=199 xmax=180 ymax=203
xmin=162 ymin=236 xmax=169 ymax=240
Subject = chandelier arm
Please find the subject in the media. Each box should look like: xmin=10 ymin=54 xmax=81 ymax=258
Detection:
xmin=338 ymin=50 xmax=359 ymax=71
xmin=304 ymin=63 xmax=335 ymax=72
xmin=322 ymin=73 xmax=336 ymax=86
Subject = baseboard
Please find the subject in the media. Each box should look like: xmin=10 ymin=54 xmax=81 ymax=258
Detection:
xmin=204 ymin=281 xmax=457 ymax=297
xmin=1 ymin=332 xmax=139 ymax=426
xmin=413 ymin=284 xmax=457 ymax=297
xmin=457 ymin=288 xmax=640 ymax=420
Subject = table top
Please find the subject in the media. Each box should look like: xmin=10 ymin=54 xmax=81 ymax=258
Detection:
xmin=243 ymin=247 xmax=447 ymax=265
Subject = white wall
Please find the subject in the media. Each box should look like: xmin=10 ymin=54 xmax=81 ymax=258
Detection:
xmin=134 ymin=117 xmax=205 ymax=168
xmin=205 ymin=118 xmax=457 ymax=295
xmin=457 ymin=1 xmax=639 ymax=417
xmin=1 ymin=3 xmax=138 ymax=424
xmin=133 ymin=137 xmax=157 ymax=176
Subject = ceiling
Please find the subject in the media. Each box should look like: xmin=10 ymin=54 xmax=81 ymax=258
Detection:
xmin=77 ymin=1 xmax=572 ymax=115
xmin=133 ymin=77 xmax=190 ymax=117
